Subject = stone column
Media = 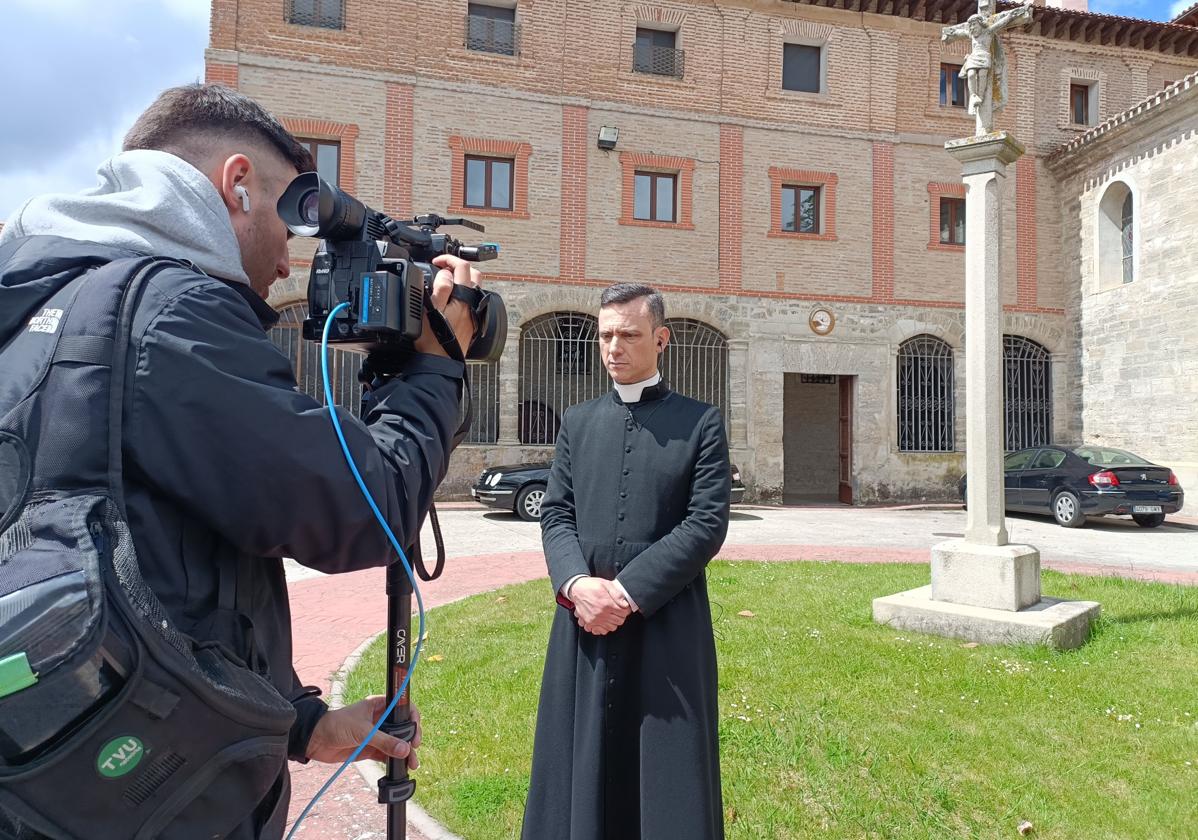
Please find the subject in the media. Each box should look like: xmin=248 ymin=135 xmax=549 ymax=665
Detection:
xmin=496 ymin=327 xmax=522 ymax=446
xmin=727 ymin=337 xmax=750 ymax=449
xmin=873 ymin=132 xmax=1099 ymax=649
xmin=954 ymin=135 xmax=1019 ymax=548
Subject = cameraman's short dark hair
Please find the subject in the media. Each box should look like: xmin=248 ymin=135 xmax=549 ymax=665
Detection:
xmin=600 ymin=283 xmax=665 ymax=329
xmin=123 ymin=84 xmax=314 ymax=175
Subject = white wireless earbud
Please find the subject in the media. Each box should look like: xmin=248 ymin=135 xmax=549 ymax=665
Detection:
xmin=233 ymin=185 xmax=251 ymax=213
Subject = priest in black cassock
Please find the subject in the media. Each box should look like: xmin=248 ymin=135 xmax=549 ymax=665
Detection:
xmin=521 ymin=283 xmax=731 ymax=840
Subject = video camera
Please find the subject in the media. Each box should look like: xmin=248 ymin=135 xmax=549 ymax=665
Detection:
xmin=277 ymin=172 xmax=507 ymax=361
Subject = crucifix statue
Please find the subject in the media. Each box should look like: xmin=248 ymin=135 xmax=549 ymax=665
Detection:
xmin=942 ymin=0 xmax=1034 ymax=136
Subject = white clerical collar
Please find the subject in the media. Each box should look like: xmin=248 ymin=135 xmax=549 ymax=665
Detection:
xmin=613 ymin=372 xmax=661 ymax=404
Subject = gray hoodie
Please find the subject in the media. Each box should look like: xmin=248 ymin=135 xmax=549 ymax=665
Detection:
xmin=0 ymin=149 xmax=249 ymax=286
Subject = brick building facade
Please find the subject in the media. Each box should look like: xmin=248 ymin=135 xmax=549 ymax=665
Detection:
xmin=204 ymin=0 xmax=1198 ymax=504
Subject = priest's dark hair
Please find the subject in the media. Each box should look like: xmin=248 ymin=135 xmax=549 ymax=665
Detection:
xmin=600 ymin=283 xmax=665 ymax=329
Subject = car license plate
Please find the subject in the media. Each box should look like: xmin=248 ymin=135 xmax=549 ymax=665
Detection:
xmin=1132 ymin=505 xmax=1162 ymax=514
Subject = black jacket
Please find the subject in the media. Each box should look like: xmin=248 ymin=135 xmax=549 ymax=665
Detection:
xmin=0 ymin=236 xmax=462 ymax=826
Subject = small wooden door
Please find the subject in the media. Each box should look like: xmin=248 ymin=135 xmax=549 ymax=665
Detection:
xmin=838 ymin=376 xmax=854 ymax=504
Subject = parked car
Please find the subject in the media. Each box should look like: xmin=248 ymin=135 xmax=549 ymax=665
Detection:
xmin=958 ymin=444 xmax=1184 ymax=528
xmin=471 ymin=462 xmax=747 ymax=521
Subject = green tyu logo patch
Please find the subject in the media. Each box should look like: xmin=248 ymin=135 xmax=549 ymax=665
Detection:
xmin=97 ymin=736 xmax=144 ymax=778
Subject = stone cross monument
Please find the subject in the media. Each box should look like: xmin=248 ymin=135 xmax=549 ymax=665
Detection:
xmin=940 ymin=0 xmax=1033 ymax=136
xmin=874 ymin=0 xmax=1100 ymax=649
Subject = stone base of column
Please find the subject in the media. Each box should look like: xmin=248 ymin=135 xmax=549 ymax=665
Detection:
xmin=930 ymin=539 xmax=1041 ymax=611
xmin=872 ymin=586 xmax=1100 ymax=651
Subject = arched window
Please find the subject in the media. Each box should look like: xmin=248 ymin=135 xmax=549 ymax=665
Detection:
xmin=1003 ymin=335 xmax=1052 ymax=451
xmin=269 ymin=304 xmax=498 ymax=440
xmin=1097 ymin=180 xmax=1134 ymax=288
xmin=897 ymin=335 xmax=955 ymax=452
xmin=662 ymin=318 xmax=730 ymax=425
xmin=1121 ymin=191 xmax=1133 ymax=285
xmin=518 ymin=312 xmax=604 ymax=444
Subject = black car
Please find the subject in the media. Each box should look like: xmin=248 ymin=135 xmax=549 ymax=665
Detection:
xmin=471 ymin=462 xmax=747 ymax=521
xmin=958 ymin=444 xmax=1185 ymax=528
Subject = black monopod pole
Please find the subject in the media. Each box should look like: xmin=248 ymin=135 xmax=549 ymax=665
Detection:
xmin=379 ymin=543 xmax=419 ymax=840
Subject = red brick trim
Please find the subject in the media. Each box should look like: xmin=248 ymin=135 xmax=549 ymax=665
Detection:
xmin=618 ymin=152 xmax=695 ymax=230
xmin=767 ymin=167 xmax=838 ymax=241
xmin=282 ymin=119 xmax=359 ymax=195
xmin=560 ymin=106 xmax=589 ymax=281
xmin=871 ymin=142 xmax=894 ymax=300
xmin=927 ymin=182 xmax=966 ymax=252
xmin=718 ymin=125 xmax=744 ymax=291
xmin=447 ymin=136 xmax=533 ymax=219
xmin=1015 ymin=157 xmax=1038 ymax=308
xmin=384 ymin=84 xmax=414 ymax=218
xmin=204 ymin=61 xmax=238 ymax=88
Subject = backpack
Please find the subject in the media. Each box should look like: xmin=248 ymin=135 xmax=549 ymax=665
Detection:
xmin=0 ymin=255 xmax=296 ymax=838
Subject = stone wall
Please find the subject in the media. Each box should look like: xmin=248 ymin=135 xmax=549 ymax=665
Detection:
xmin=1049 ymin=80 xmax=1198 ymax=514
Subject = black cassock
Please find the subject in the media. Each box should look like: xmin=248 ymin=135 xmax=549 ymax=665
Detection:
xmin=522 ymin=382 xmax=731 ymax=840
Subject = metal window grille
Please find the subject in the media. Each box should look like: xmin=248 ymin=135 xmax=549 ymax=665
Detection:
xmin=465 ymin=10 xmax=520 ymax=55
xmin=662 ymin=318 xmax=729 ymax=427
xmin=517 ymin=313 xmax=730 ymax=444
xmin=287 ymin=0 xmax=344 ymax=29
xmin=1003 ymin=335 xmax=1052 ymax=452
xmin=461 ymin=360 xmax=500 ymax=444
xmin=633 ymin=42 xmax=685 ymax=77
xmin=519 ymin=313 xmax=604 ymax=444
xmin=897 ymin=335 xmax=955 ymax=452
xmin=268 ymin=304 xmax=363 ymax=411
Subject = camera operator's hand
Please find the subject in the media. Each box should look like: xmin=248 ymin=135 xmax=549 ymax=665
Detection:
xmin=413 ymin=254 xmax=482 ymax=358
xmin=305 ymin=696 xmax=421 ymax=768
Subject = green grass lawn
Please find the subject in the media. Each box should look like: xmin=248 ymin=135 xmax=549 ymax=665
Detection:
xmin=343 ymin=562 xmax=1198 ymax=839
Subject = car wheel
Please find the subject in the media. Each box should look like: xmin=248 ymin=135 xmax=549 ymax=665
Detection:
xmin=1132 ymin=513 xmax=1165 ymax=528
xmin=515 ymin=483 xmax=546 ymax=522
xmin=1052 ymin=491 xmax=1085 ymax=528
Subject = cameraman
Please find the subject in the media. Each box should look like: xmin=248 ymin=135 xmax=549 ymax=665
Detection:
xmin=0 ymin=84 xmax=479 ymax=837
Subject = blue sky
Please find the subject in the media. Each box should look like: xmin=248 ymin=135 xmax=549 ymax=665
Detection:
xmin=0 ymin=0 xmax=1192 ymax=221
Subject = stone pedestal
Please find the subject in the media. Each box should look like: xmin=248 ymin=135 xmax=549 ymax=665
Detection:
xmin=872 ymin=132 xmax=1099 ymax=651
xmin=930 ymin=538 xmax=1040 ymax=611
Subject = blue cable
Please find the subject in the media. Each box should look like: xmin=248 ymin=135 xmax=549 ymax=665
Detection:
xmin=286 ymin=302 xmax=427 ymax=839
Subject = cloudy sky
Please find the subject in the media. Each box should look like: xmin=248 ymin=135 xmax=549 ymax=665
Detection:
xmin=0 ymin=0 xmax=1190 ymax=221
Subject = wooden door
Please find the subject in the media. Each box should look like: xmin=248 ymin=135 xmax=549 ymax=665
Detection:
xmin=838 ymin=376 xmax=854 ymax=504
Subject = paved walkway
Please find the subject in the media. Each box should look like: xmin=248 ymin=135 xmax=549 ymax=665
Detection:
xmin=283 ymin=504 xmax=1198 ymax=838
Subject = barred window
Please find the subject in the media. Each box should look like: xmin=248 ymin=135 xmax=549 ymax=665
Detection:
xmin=1003 ymin=335 xmax=1052 ymax=452
xmin=518 ymin=312 xmax=730 ymax=444
xmin=268 ymin=304 xmax=363 ymax=410
xmin=661 ymin=318 xmax=729 ymax=426
xmin=288 ymin=0 xmax=344 ymax=29
xmin=519 ymin=313 xmax=604 ymax=444
xmin=897 ymin=335 xmax=955 ymax=452
xmin=460 ymin=360 xmax=499 ymax=444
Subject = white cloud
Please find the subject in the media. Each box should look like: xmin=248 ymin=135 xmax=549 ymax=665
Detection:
xmin=0 ymin=1 xmax=209 ymax=219
xmin=1170 ymin=0 xmax=1194 ymax=17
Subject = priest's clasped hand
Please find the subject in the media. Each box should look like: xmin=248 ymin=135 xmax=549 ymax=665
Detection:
xmin=569 ymin=577 xmax=631 ymax=635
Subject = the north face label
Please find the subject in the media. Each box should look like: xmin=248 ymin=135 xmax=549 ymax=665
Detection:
xmin=28 ymin=308 xmax=63 ymax=334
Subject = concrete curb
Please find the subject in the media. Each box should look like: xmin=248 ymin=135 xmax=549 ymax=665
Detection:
xmin=327 ymin=630 xmax=466 ymax=840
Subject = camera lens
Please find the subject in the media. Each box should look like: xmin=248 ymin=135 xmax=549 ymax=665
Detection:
xmin=300 ymin=190 xmax=321 ymax=226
